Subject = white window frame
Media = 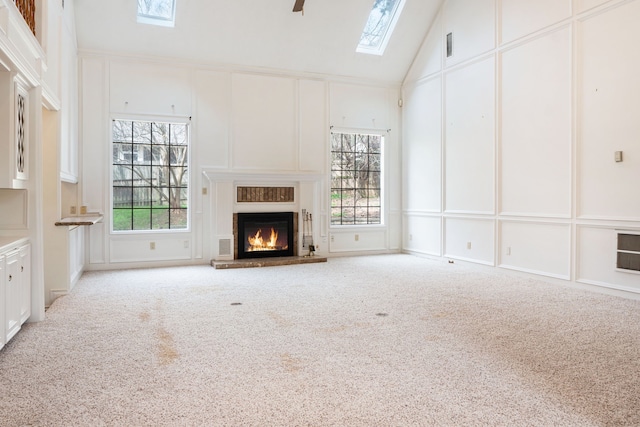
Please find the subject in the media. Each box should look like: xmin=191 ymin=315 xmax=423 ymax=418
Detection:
xmin=110 ymin=115 xmax=191 ymax=234
xmin=329 ymin=129 xmax=386 ymax=228
xmin=356 ymin=0 xmax=406 ymax=56
xmin=137 ymin=0 xmax=177 ymax=27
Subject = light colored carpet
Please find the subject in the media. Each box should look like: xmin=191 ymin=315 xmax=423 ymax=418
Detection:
xmin=1 ymin=254 xmax=639 ymax=426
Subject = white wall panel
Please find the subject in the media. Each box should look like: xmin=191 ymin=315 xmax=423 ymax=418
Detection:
xmin=405 ymin=14 xmax=442 ymax=83
xmin=329 ymin=229 xmax=387 ymax=253
xmin=403 ymin=77 xmax=442 ymax=213
xmin=577 ymin=226 xmax=640 ymax=292
xmin=80 ymin=58 xmax=106 ymax=214
xmin=499 ymin=221 xmax=571 ymax=279
xmin=404 ymin=215 xmax=441 ymax=256
xmin=0 ymin=189 xmax=27 ymax=229
xmin=445 ymin=57 xmax=495 ymax=214
xmin=444 ymin=217 xmax=495 ymax=265
xmin=110 ymin=237 xmax=191 ymax=263
xmin=579 ymin=2 xmax=640 ymax=220
xmin=501 ymin=0 xmax=571 ymax=44
xmin=299 ymin=80 xmax=327 ymax=173
xmin=89 ymin=223 xmax=105 ymax=264
xmin=329 ymin=83 xmax=390 ymax=130
xmin=444 ymin=0 xmax=495 ymax=67
xmin=109 ymin=62 xmax=192 ymax=116
xmin=231 ymin=74 xmax=297 ymax=171
xmin=194 ymin=70 xmax=230 ymax=169
xmin=500 ymin=27 xmax=572 ymax=217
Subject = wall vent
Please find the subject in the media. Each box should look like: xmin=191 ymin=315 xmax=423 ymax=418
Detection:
xmin=616 ymin=232 xmax=640 ymax=273
xmin=219 ymin=238 xmax=232 ymax=256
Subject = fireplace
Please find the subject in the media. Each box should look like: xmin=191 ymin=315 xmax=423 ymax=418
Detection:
xmin=235 ymin=212 xmax=296 ymax=259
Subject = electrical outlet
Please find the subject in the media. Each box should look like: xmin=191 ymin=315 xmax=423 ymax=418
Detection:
xmin=355 ymin=234 xmax=359 ymax=242
xmin=615 ymin=151 xmax=623 ymax=162
xmin=80 ymin=206 xmax=87 ymax=215
xmin=70 ymin=206 xmax=76 ymax=215
xmin=466 ymin=242 xmax=472 ymax=250
xmin=409 ymin=234 xmax=413 ymax=241
xmin=150 ymin=242 xmax=156 ymax=250
xmin=506 ymin=247 xmax=511 ymax=256
xmin=184 ymin=240 xmax=189 ymax=249
xmin=202 ymin=187 xmax=208 ymax=195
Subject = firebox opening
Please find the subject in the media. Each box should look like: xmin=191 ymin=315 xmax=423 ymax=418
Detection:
xmin=236 ymin=212 xmax=295 ymax=259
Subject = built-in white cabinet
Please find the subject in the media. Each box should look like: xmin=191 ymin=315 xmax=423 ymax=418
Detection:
xmin=45 ymin=224 xmax=86 ymax=305
xmin=0 ymin=72 xmax=30 ymax=189
xmin=0 ymin=239 xmax=30 ymax=345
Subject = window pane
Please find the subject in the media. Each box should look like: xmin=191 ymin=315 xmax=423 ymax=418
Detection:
xmin=171 ymin=124 xmax=188 ymax=145
xmin=151 ymin=208 xmax=169 ymax=230
xmin=113 ymin=187 xmax=133 ymax=208
xmin=112 ymin=120 xmax=132 ymax=143
xmin=132 ymin=122 xmax=150 ymax=144
xmin=113 ymin=209 xmax=132 ymax=231
xmin=152 ymin=122 xmax=170 ymax=145
xmin=113 ymin=143 xmax=132 ymax=165
xmin=170 ymin=146 xmax=187 ymax=165
xmin=171 ymin=209 xmax=188 ymax=229
xmin=132 ymin=209 xmax=151 ymax=230
xmin=153 ymin=187 xmax=168 ymax=206
xmin=134 ymin=144 xmax=151 ymax=165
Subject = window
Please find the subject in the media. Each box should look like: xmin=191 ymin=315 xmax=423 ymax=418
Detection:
xmin=137 ymin=0 xmax=176 ymax=27
xmin=112 ymin=119 xmax=189 ymax=231
xmin=357 ymin=0 xmax=406 ymax=55
xmin=331 ymin=132 xmax=383 ymax=225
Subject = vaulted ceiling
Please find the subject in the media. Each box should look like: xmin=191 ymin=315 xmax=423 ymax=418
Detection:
xmin=73 ymin=0 xmax=443 ymax=84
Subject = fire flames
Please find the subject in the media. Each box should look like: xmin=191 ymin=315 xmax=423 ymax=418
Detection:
xmin=247 ymin=228 xmax=287 ymax=252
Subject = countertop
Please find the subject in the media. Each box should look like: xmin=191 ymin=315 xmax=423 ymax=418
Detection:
xmin=55 ymin=215 xmax=104 ymax=226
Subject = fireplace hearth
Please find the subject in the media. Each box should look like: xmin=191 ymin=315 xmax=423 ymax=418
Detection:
xmin=234 ymin=212 xmax=296 ymax=259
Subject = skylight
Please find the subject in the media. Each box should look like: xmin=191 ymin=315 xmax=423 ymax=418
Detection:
xmin=137 ymin=0 xmax=176 ymax=27
xmin=357 ymin=0 xmax=406 ymax=55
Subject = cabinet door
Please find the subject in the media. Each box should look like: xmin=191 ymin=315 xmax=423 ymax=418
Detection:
xmin=5 ymin=250 xmax=21 ymax=342
xmin=19 ymin=244 xmax=31 ymax=324
xmin=14 ymin=79 xmax=29 ymax=182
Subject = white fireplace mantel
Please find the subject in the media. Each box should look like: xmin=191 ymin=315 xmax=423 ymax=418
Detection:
xmin=202 ymin=169 xmax=326 ymax=261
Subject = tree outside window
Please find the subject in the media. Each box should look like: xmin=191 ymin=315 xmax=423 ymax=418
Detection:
xmin=112 ymin=119 xmax=188 ymax=231
xmin=331 ymin=132 xmax=382 ymax=225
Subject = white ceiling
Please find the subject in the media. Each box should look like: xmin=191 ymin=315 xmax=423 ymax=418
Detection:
xmin=73 ymin=0 xmax=443 ymax=84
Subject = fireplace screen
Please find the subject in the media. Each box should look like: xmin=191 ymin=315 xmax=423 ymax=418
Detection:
xmin=236 ymin=212 xmax=295 ymax=259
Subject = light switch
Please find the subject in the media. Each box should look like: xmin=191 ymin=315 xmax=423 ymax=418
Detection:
xmin=615 ymin=151 xmax=623 ymax=162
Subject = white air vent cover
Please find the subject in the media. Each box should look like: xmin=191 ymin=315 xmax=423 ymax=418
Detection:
xmin=219 ymin=238 xmax=232 ymax=256
xmin=616 ymin=232 xmax=640 ymax=273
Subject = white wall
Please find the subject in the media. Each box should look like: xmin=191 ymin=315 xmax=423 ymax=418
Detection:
xmin=403 ymin=0 xmax=640 ymax=294
xmin=80 ymin=56 xmax=401 ymax=268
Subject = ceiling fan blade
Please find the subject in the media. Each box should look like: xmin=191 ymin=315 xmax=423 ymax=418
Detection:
xmin=293 ymin=0 xmax=305 ymax=12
